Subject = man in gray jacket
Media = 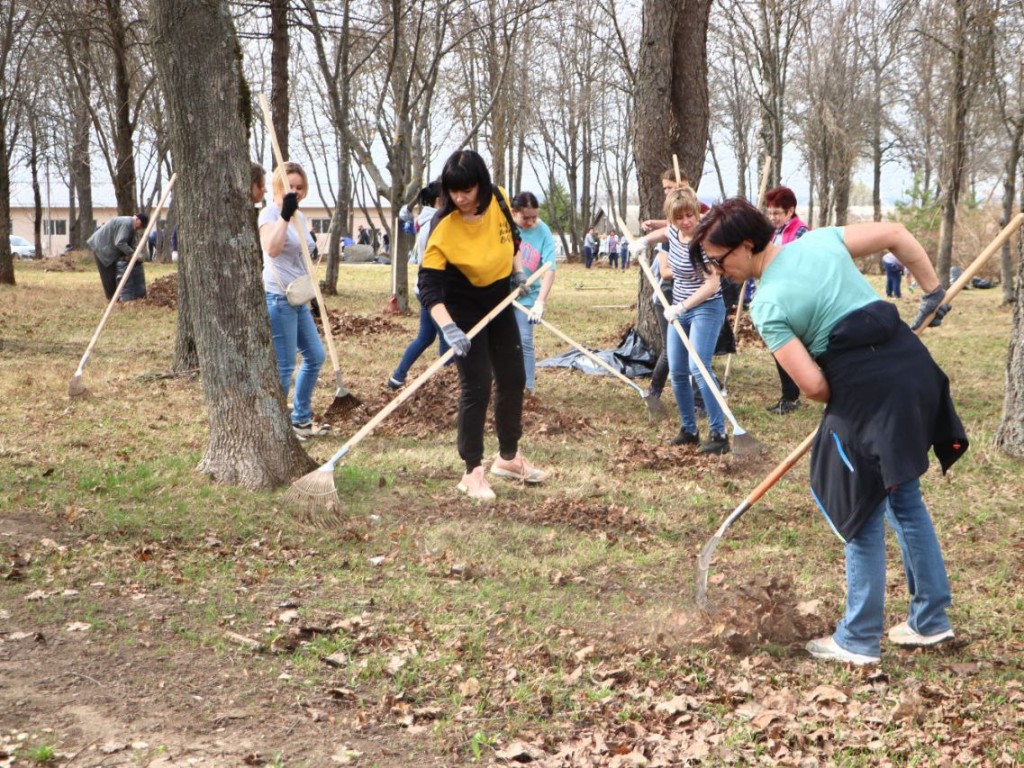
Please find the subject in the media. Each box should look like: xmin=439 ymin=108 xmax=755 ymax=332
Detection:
xmin=87 ymin=212 xmax=148 ymax=301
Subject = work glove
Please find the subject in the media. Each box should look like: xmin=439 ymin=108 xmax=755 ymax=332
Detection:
xmin=441 ymin=323 xmax=471 ymax=357
xmin=910 ymin=285 xmax=946 ymax=330
xmin=510 ymin=270 xmax=529 ymax=296
xmin=663 ymin=303 xmax=684 ymax=323
xmin=628 ymin=236 xmax=650 ymax=257
xmin=527 ymin=301 xmax=545 ymax=325
xmin=281 ymin=192 xmax=299 ymax=221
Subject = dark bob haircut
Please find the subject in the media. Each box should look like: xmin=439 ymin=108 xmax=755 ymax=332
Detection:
xmin=691 ymin=197 xmax=775 ymax=259
xmin=511 ymin=191 xmax=540 ymax=210
xmin=438 ymin=149 xmax=493 ymax=217
xmin=764 ymin=185 xmax=797 ymax=211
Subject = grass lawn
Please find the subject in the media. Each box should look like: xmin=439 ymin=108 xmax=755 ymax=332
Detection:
xmin=1 ymin=253 xmax=1022 ymax=767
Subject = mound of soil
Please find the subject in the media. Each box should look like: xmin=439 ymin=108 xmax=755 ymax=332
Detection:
xmin=142 ymin=274 xmax=179 ymax=309
xmin=321 ymin=368 xmax=595 ymax=439
xmin=319 ymin=308 xmax=403 ymax=337
xmin=41 ymin=255 xmax=83 ymax=272
xmin=670 ymin=574 xmax=831 ymax=654
xmin=613 ymin=436 xmax=734 ymax=472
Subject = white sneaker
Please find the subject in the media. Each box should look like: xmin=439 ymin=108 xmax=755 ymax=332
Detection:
xmin=489 ymin=454 xmax=548 ymax=484
xmin=456 ymin=467 xmax=496 ymax=501
xmin=888 ymin=621 xmax=954 ymax=647
xmin=805 ymin=636 xmax=880 ymax=665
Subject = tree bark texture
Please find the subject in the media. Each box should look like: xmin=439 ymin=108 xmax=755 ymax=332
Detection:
xmin=0 ymin=125 xmax=14 ymax=285
xmin=104 ymin=0 xmax=139 ymax=214
xmin=996 ymin=246 xmax=1024 ymax=455
xmin=632 ymin=0 xmax=711 ymax=350
xmin=270 ymin=0 xmax=290 ymax=160
xmin=999 ymin=126 xmax=1021 ymax=304
xmin=149 ymin=0 xmax=315 ymax=489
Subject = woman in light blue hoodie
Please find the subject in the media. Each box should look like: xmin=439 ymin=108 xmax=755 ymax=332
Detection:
xmin=387 ymin=181 xmax=450 ymax=388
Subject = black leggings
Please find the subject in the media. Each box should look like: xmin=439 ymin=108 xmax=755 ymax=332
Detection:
xmin=453 ymin=305 xmax=525 ymax=472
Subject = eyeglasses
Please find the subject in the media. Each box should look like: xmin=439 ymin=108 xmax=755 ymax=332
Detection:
xmin=706 ymin=245 xmax=738 ymax=270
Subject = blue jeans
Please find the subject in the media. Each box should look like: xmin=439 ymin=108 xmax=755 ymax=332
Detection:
xmin=514 ymin=307 xmax=537 ymax=393
xmin=885 ymin=266 xmax=903 ymax=298
xmin=833 ymin=477 xmax=952 ymax=657
xmin=391 ymin=299 xmax=449 ymax=384
xmin=266 ymin=293 xmax=326 ymax=425
xmin=666 ymin=299 xmax=726 ymax=435
xmin=583 ymin=246 xmax=593 ymax=268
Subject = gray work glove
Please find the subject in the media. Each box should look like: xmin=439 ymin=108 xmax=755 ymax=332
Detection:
xmin=910 ymin=286 xmax=947 ymax=330
xmin=510 ymin=270 xmax=529 ymax=296
xmin=441 ymin=323 xmax=471 ymax=357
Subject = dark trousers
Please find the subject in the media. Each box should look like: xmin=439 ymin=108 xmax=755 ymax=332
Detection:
xmin=115 ymin=259 xmax=147 ymax=300
xmin=776 ymin=359 xmax=800 ymax=401
xmin=95 ymin=256 xmax=119 ymax=301
xmin=453 ymin=305 xmax=525 ymax=472
xmin=583 ymin=246 xmax=593 ymax=268
xmin=885 ymin=266 xmax=903 ymax=298
xmin=651 ymin=308 xmax=670 ymax=396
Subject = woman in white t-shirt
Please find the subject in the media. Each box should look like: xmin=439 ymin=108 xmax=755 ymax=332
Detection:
xmin=258 ymin=162 xmax=328 ymax=441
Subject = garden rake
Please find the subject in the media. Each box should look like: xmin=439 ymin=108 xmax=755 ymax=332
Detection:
xmin=286 ymin=263 xmax=552 ymax=526
xmin=618 ymin=214 xmax=761 ymax=456
xmin=512 ymin=300 xmax=667 ymax=422
xmin=257 ymin=94 xmax=360 ymax=414
xmin=695 ymin=210 xmax=1024 ymax=609
xmin=68 ymin=175 xmax=177 ymax=398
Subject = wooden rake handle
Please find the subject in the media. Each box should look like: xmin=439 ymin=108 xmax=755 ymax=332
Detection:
xmin=257 ymin=94 xmax=342 ymax=376
xmin=73 ymin=175 xmax=178 ymax=377
xmin=320 ymin=263 xmax=553 ymax=469
xmin=512 ymin=300 xmax=645 ymax=397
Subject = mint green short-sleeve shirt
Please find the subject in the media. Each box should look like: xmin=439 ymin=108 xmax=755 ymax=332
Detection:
xmin=751 ymin=227 xmax=880 ymax=357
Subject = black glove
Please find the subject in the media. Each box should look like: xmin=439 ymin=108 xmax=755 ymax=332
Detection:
xmin=929 ymin=304 xmax=952 ymax=328
xmin=510 ymin=270 xmax=528 ymax=296
xmin=441 ymin=323 xmax=471 ymax=357
xmin=910 ymin=286 xmax=946 ymax=330
xmin=281 ymin=192 xmax=299 ymax=221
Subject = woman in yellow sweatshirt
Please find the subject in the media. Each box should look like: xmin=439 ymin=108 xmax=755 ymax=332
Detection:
xmin=418 ymin=150 xmax=548 ymax=500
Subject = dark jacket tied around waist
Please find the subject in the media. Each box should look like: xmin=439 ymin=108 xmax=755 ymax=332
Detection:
xmin=810 ymin=301 xmax=968 ymax=542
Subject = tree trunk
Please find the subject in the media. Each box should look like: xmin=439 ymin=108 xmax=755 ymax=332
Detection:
xmin=999 ymin=124 xmax=1022 ymax=305
xmin=0 ymin=125 xmax=14 ymax=285
xmin=150 ymin=0 xmax=315 ymax=489
xmin=106 ymin=0 xmax=139 ymax=214
xmin=270 ymin=0 xmax=290 ymax=160
xmin=30 ymin=125 xmax=43 ymax=256
xmin=70 ymin=51 xmax=95 ymax=247
xmin=996 ymin=244 xmax=1024 ymax=454
xmin=633 ymin=0 xmax=711 ymax=348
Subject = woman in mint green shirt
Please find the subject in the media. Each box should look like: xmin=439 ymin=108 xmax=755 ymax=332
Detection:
xmin=689 ymin=198 xmax=967 ymax=667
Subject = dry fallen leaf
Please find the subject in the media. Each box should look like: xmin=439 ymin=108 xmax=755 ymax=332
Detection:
xmin=459 ymin=677 xmax=481 ymax=697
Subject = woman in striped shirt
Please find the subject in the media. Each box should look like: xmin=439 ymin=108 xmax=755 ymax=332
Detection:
xmin=661 ymin=186 xmax=729 ymax=454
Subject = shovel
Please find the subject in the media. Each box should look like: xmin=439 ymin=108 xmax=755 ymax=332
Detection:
xmin=694 ymin=210 xmax=1024 ymax=608
xmin=512 ymin=300 xmax=667 ymax=422
xmin=258 ymin=95 xmax=359 ymax=414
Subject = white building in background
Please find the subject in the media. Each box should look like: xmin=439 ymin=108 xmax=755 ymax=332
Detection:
xmin=8 ymin=204 xmax=396 ymax=258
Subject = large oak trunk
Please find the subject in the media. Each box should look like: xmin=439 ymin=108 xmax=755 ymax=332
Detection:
xmin=149 ymin=0 xmax=315 ymax=489
xmin=996 ymin=236 xmax=1024 ymax=456
xmin=632 ymin=0 xmax=711 ymax=353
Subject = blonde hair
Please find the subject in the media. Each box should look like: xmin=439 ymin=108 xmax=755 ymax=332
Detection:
xmin=271 ymin=161 xmax=308 ymax=199
xmin=663 ymin=185 xmax=701 ymax=219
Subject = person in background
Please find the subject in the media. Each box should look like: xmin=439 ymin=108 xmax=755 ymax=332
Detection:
xmin=607 ymin=230 xmax=619 ymax=269
xmin=619 ymin=236 xmax=630 ymax=270
xmin=661 ymin=185 xmax=729 ymax=454
xmin=357 ymin=225 xmax=370 ymax=245
xmin=87 ymin=211 xmax=148 ymax=301
xmin=387 ymin=181 xmax=450 ymax=389
xmin=583 ymin=227 xmax=597 ymax=269
xmin=693 ymin=197 xmax=966 ymax=665
xmin=251 ymin=162 xmax=267 ymax=206
xmin=147 ymin=226 xmax=160 ymax=262
xmin=511 ymin=191 xmax=557 ymax=395
xmin=259 ymin=161 xmax=329 ymax=442
xmin=597 ymin=231 xmax=609 ymax=265
xmin=763 ymin=185 xmax=810 ymax=415
xmin=883 ymin=251 xmax=906 ymax=299
xmin=419 ymin=149 xmax=547 ymax=500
